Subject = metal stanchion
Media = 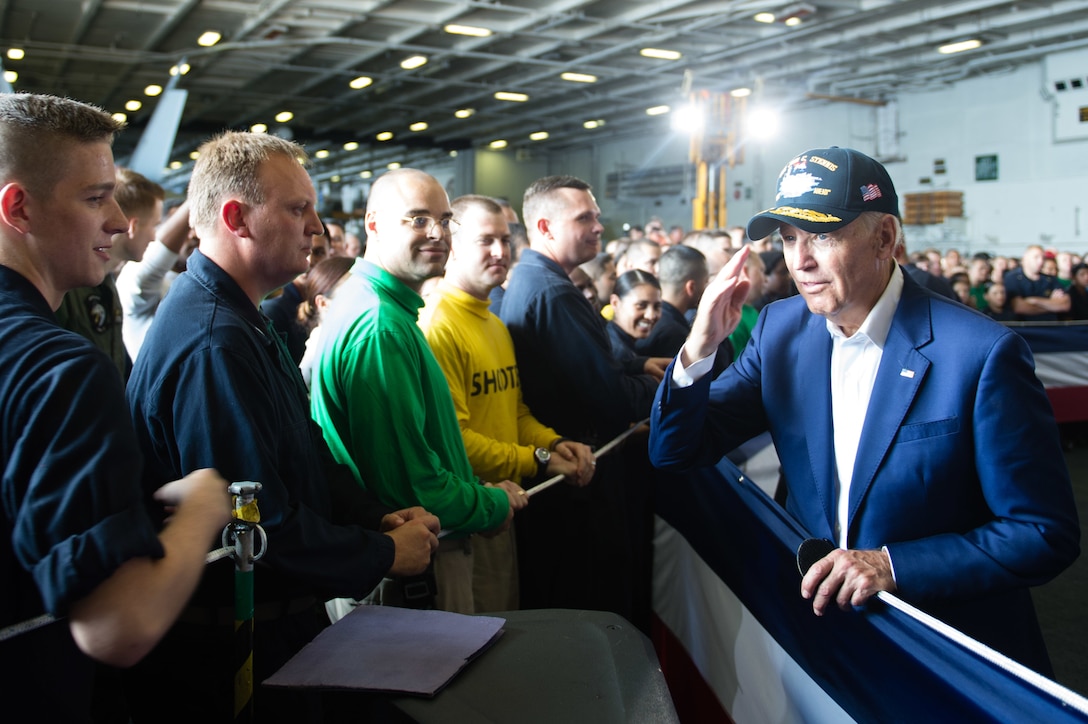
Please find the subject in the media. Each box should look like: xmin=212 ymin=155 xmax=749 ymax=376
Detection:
xmin=215 ymin=481 xmax=266 ymax=724
xmin=0 ymin=481 xmax=268 ymax=721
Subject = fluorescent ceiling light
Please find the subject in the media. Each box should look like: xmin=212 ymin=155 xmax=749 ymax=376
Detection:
xmin=7 ymin=48 xmax=24 ymax=60
xmin=646 ymin=105 xmax=671 ymax=116
xmin=250 ymin=123 xmax=268 ymax=133
xmin=754 ymin=12 xmax=775 ymax=23
xmin=343 ymin=141 xmax=359 ymax=151
xmin=112 ymin=112 xmax=127 ymax=124
xmin=489 ymin=139 xmax=508 ymax=149
xmin=640 ymin=48 xmax=682 ymax=60
xmin=170 ymin=63 xmax=190 ymax=76
xmin=125 ymin=99 xmax=142 ymax=111
xmin=169 ymin=161 xmax=182 ymax=170
xmin=189 ymin=151 xmax=200 ymax=160
xmin=731 ymin=87 xmax=752 ymax=98
xmin=275 ymin=111 xmax=293 ymax=122
xmin=529 ymin=131 xmax=549 ymax=141
xmin=315 ymin=149 xmax=330 ymax=159
xmin=144 ymin=84 xmax=163 ymax=97
xmin=583 ymin=119 xmax=605 ymax=129
xmin=387 ymin=162 xmax=402 ymax=169
xmin=376 ymin=131 xmax=394 ymax=141
xmin=197 ymin=31 xmax=221 ymax=47
xmin=3 ymin=70 xmax=16 ymax=83
xmin=360 ymin=170 xmax=373 ymax=179
xmin=401 ymin=55 xmax=428 ymax=70
xmin=494 ymin=91 xmax=529 ymax=102
xmin=409 ymin=121 xmax=429 ymax=132
xmin=349 ymin=76 xmax=373 ymax=89
xmin=455 ymin=108 xmax=475 ymax=118
xmin=445 ymin=24 xmax=492 ymax=37
xmin=330 ymin=175 xmax=340 ymax=183
xmin=561 ymin=72 xmax=597 ymax=83
xmin=778 ymin=3 xmax=816 ymax=26
xmin=938 ymin=39 xmax=982 ymax=54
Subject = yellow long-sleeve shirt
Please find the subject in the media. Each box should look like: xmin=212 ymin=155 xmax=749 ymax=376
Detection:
xmin=420 ymin=280 xmax=560 ymax=483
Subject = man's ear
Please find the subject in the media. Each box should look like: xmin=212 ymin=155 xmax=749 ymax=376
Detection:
xmin=364 ymin=210 xmax=378 ymax=237
xmin=222 ymin=200 xmax=248 ymax=237
xmin=876 ymin=214 xmax=899 ymax=259
xmin=0 ymin=182 xmax=32 ymax=234
xmin=535 ymin=217 xmax=550 ymax=238
xmin=126 ymin=215 xmax=139 ymax=239
xmin=684 ymin=278 xmax=697 ymax=300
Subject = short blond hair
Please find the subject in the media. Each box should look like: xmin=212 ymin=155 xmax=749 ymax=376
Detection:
xmin=188 ymin=131 xmax=308 ymax=232
xmin=451 ymin=194 xmax=504 ymax=218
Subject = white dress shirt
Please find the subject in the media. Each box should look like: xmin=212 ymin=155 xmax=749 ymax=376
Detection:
xmin=827 ymin=264 xmax=902 ymax=547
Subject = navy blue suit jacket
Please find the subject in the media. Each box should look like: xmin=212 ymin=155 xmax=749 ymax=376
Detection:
xmin=649 ymin=271 xmax=1079 ymax=671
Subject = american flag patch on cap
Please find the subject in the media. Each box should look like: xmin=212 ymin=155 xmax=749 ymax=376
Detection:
xmin=861 ymin=184 xmax=882 ymax=202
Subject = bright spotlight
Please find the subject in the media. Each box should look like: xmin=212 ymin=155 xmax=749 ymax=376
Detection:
xmin=670 ymin=104 xmax=704 ymax=134
xmin=746 ymin=107 xmax=779 ymax=140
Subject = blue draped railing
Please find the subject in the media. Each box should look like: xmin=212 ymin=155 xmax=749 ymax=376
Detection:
xmin=653 ymin=458 xmax=1088 ymax=722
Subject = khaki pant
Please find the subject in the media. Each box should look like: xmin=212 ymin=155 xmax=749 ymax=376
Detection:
xmin=472 ymin=526 xmax=519 ymax=613
xmin=434 ymin=536 xmax=475 ymax=613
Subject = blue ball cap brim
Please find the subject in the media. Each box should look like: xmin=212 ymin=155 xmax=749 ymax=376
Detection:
xmin=747 ymin=206 xmax=860 ymax=241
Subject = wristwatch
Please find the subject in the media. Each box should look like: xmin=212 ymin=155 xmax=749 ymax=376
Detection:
xmin=534 ymin=446 xmax=551 ymax=478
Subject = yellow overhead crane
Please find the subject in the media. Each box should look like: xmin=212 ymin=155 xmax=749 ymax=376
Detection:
xmin=689 ymin=90 xmax=746 ymax=231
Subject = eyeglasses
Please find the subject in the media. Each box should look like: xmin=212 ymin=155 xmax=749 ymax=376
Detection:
xmin=402 ymin=215 xmax=460 ymax=235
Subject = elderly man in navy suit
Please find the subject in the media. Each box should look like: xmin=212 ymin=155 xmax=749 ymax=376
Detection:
xmin=648 ymin=146 xmax=1079 ymax=674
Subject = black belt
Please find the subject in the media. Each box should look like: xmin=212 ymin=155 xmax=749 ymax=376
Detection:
xmin=177 ymin=595 xmax=318 ymax=626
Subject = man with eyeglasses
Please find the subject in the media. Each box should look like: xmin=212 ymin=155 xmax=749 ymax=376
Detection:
xmin=311 ymin=168 xmax=528 ymax=613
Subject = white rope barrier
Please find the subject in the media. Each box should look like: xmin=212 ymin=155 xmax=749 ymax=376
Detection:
xmin=526 ymin=418 xmax=650 ymax=498
xmin=876 ymin=591 xmax=1088 ymax=716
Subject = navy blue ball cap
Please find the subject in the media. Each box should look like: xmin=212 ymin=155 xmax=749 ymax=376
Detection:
xmin=746 ymin=147 xmax=899 ymax=241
